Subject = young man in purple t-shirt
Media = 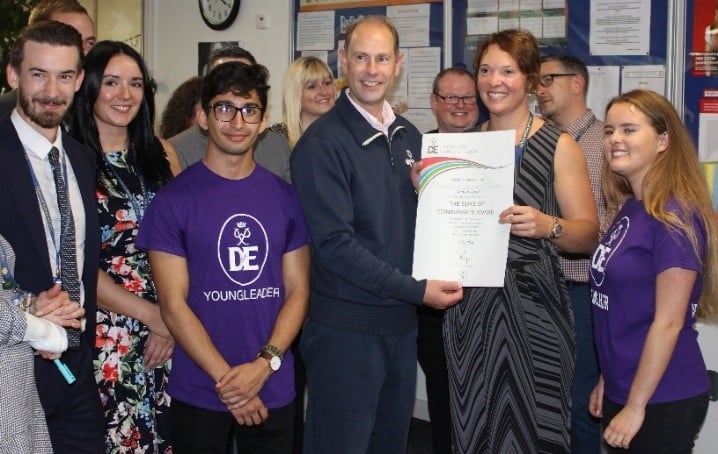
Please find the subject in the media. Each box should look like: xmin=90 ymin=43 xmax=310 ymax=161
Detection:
xmin=136 ymin=62 xmax=310 ymax=453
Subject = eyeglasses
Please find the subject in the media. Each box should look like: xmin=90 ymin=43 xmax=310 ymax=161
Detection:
xmin=209 ymin=103 xmax=265 ymax=123
xmin=539 ymin=73 xmax=578 ymax=88
xmin=433 ymin=93 xmax=478 ymax=105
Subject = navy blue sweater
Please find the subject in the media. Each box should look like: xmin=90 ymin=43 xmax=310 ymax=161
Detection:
xmin=290 ymin=91 xmax=427 ymax=335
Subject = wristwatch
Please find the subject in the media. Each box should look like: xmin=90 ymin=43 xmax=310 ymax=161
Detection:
xmin=257 ymin=344 xmax=283 ymax=372
xmin=548 ymin=217 xmax=563 ymax=240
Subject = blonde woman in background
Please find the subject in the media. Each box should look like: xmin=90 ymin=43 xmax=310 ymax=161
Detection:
xmin=280 ymin=56 xmax=336 ymax=149
xmin=273 ymin=55 xmax=335 ymax=454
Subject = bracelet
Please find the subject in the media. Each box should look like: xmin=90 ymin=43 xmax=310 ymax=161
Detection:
xmin=12 ymin=290 xmax=34 ymax=312
xmin=261 ymin=344 xmax=283 ymax=360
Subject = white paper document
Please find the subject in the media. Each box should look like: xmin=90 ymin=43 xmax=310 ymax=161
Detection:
xmin=413 ymin=131 xmax=514 ymax=287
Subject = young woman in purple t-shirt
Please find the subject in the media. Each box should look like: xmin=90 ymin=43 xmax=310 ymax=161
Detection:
xmin=589 ymin=89 xmax=718 ymax=452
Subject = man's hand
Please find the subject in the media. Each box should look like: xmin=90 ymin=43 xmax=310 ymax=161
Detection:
xmin=216 ymin=359 xmax=272 ymax=408
xmin=423 ymin=280 xmax=463 ymax=310
xmin=229 ymin=395 xmax=269 ymax=426
xmin=34 ymin=283 xmax=84 ymax=329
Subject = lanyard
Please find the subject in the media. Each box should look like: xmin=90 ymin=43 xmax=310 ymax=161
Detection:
xmin=0 ymin=239 xmax=32 ymax=309
xmin=24 ymin=150 xmax=70 ymax=282
xmin=102 ymin=151 xmax=149 ymax=225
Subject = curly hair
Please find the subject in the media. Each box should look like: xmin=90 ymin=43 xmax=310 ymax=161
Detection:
xmin=159 ymin=76 xmax=202 ymax=139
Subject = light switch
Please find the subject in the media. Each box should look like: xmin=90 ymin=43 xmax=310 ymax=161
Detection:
xmin=256 ymin=14 xmax=270 ymax=29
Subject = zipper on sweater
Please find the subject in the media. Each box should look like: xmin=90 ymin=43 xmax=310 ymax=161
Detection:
xmin=386 ymin=126 xmax=406 ymax=172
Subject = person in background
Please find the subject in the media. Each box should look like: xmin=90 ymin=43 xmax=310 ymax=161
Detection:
xmin=589 ymin=89 xmax=718 ymax=452
xmin=159 ymin=76 xmax=202 ymax=139
xmin=291 ymin=16 xmax=463 ymax=454
xmin=1 ymin=234 xmax=85 ymax=454
xmin=443 ymin=29 xmax=598 ymax=453
xmin=0 ymin=20 xmax=105 ymax=453
xmin=417 ymin=66 xmax=479 ymax=454
xmin=427 ymin=67 xmax=479 ymax=134
xmin=272 ymin=54 xmax=336 ymax=454
xmin=169 ymin=46 xmax=291 ymax=181
xmin=0 ymin=0 xmax=96 ymax=118
xmin=536 ymin=54 xmax=606 ymax=454
xmin=69 ymin=40 xmax=177 ymax=453
xmin=137 ymin=61 xmax=310 ymax=454
xmin=280 ymin=56 xmax=336 ymax=149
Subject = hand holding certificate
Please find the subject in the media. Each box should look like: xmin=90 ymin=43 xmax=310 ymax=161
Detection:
xmin=412 ymin=131 xmax=514 ymax=287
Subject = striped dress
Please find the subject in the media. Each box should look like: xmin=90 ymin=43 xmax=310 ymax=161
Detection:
xmin=443 ymin=123 xmax=575 ymax=453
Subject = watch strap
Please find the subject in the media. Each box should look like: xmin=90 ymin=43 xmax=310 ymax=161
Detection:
xmin=261 ymin=344 xmax=283 ymax=360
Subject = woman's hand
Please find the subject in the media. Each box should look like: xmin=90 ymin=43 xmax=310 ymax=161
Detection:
xmin=498 ymin=205 xmax=553 ymax=239
xmin=144 ymin=331 xmax=174 ymax=369
xmin=603 ymin=404 xmax=645 ymax=449
xmin=410 ymin=161 xmax=423 ymax=191
xmin=589 ymin=375 xmax=604 ymax=418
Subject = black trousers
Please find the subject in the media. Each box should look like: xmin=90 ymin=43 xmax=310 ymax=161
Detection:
xmin=34 ymin=336 xmax=104 ymax=454
xmin=417 ymin=307 xmax=452 ymax=454
xmin=602 ymin=392 xmax=709 ymax=453
xmin=172 ymin=398 xmax=295 ymax=454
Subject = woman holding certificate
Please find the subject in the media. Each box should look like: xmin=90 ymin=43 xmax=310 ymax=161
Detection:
xmin=442 ymin=29 xmax=599 ymax=453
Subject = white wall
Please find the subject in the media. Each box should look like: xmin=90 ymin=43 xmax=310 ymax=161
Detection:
xmin=695 ymin=324 xmax=718 ymax=454
xmin=146 ymin=0 xmax=293 ymax=127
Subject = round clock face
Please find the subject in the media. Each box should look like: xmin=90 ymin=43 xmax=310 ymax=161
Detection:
xmin=199 ymin=0 xmax=240 ymax=31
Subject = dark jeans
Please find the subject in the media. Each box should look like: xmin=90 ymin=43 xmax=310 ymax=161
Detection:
xmin=602 ymin=392 xmax=709 ymax=453
xmin=172 ymin=398 xmax=294 ymax=454
xmin=566 ymin=281 xmax=601 ymax=454
xmin=417 ymin=306 xmax=452 ymax=454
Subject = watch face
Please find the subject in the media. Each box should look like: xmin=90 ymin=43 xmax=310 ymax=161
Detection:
xmin=199 ymin=0 xmax=240 ymax=30
xmin=269 ymin=356 xmax=281 ymax=371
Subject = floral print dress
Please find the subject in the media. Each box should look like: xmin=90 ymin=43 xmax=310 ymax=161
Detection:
xmin=95 ymin=150 xmax=172 ymax=453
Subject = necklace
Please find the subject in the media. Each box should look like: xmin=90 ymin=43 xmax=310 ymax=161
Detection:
xmin=511 ymin=111 xmax=535 ymax=165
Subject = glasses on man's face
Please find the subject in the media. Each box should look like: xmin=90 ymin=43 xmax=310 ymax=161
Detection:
xmin=539 ymin=73 xmax=578 ymax=88
xmin=434 ymin=93 xmax=478 ymax=105
xmin=210 ymin=103 xmax=265 ymax=124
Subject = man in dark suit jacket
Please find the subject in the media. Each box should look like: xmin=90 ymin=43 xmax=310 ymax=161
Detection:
xmin=0 ymin=21 xmax=103 ymax=453
xmin=0 ymin=0 xmax=96 ymax=120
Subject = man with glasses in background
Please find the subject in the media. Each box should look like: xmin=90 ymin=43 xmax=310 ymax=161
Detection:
xmin=536 ymin=54 xmax=606 ymax=454
xmin=137 ymin=62 xmax=310 ymax=453
xmin=419 ymin=66 xmax=479 ymax=454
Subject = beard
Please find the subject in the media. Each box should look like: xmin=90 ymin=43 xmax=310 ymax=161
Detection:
xmin=17 ymin=86 xmax=69 ymax=129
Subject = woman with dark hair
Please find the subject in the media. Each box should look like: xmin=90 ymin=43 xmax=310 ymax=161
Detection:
xmin=69 ymin=40 xmax=178 ymax=453
xmin=159 ymin=76 xmax=202 ymax=139
xmin=442 ymin=29 xmax=598 ymax=453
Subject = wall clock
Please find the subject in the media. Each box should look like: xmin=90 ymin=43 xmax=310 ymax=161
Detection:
xmin=199 ymin=0 xmax=240 ymax=31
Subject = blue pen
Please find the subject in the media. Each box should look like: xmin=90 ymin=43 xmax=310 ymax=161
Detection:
xmin=53 ymin=358 xmax=76 ymax=384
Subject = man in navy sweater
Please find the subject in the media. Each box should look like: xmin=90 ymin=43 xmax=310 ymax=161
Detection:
xmin=291 ymin=16 xmax=463 ymax=454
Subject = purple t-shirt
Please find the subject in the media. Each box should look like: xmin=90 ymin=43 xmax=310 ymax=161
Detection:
xmin=136 ymin=162 xmax=310 ymax=412
xmin=590 ymin=198 xmax=709 ymax=404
